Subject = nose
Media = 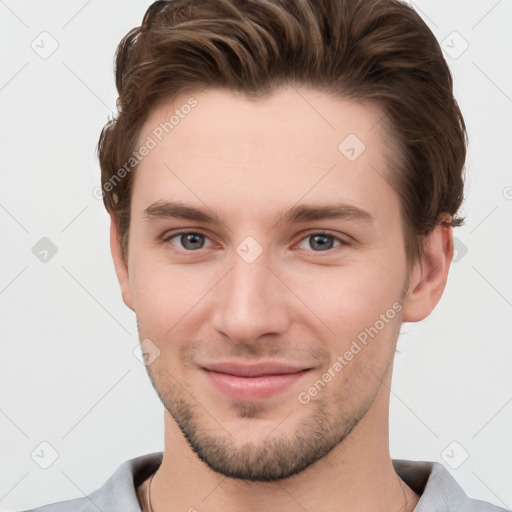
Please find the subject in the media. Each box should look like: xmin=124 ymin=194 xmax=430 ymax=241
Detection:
xmin=211 ymin=252 xmax=291 ymax=345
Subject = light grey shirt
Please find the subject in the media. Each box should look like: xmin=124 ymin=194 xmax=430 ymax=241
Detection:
xmin=19 ymin=452 xmax=509 ymax=512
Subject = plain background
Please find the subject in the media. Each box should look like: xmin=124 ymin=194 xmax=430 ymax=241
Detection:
xmin=1 ymin=1 xmax=511 ymax=510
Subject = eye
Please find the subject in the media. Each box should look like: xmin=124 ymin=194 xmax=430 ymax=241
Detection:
xmin=165 ymin=231 xmax=212 ymax=251
xmin=296 ymin=232 xmax=344 ymax=252
xmin=164 ymin=230 xmax=346 ymax=253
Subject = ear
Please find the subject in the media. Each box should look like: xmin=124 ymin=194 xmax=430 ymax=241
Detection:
xmin=401 ymin=222 xmax=454 ymax=322
xmin=109 ymin=214 xmax=134 ymax=311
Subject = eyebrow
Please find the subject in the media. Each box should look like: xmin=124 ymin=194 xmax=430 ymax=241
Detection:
xmin=143 ymin=200 xmax=373 ymax=226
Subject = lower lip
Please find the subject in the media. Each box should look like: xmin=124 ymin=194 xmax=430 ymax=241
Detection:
xmin=202 ymin=369 xmax=309 ymax=401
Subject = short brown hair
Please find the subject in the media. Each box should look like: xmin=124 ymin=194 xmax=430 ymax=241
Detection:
xmin=97 ymin=0 xmax=466 ymax=265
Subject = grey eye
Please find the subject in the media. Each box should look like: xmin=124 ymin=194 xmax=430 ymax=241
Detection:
xmin=296 ymin=233 xmax=343 ymax=252
xmin=308 ymin=234 xmax=335 ymax=251
xmin=170 ymin=232 xmax=206 ymax=250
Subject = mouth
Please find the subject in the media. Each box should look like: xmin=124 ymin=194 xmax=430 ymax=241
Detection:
xmin=200 ymin=361 xmax=312 ymax=401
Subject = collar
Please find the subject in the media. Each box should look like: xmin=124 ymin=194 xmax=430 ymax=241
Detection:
xmin=87 ymin=452 xmax=505 ymax=512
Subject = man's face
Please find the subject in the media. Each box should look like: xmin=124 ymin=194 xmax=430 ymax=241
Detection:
xmin=123 ymin=87 xmax=411 ymax=480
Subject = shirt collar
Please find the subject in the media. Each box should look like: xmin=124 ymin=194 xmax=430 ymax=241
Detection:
xmin=93 ymin=453 xmax=502 ymax=511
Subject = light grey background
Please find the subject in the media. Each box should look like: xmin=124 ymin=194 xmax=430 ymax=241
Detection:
xmin=1 ymin=1 xmax=511 ymax=510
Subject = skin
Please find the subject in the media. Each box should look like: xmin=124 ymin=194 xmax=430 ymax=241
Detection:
xmin=110 ymin=87 xmax=454 ymax=512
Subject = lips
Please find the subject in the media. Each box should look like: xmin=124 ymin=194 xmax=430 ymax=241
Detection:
xmin=200 ymin=361 xmax=310 ymax=401
xmin=202 ymin=361 xmax=308 ymax=377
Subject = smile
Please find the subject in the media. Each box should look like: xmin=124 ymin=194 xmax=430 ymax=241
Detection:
xmin=200 ymin=362 xmax=311 ymax=401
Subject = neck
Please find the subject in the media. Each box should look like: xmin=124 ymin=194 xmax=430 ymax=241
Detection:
xmin=149 ymin=384 xmax=420 ymax=512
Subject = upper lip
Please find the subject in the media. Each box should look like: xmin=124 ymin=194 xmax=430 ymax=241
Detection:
xmin=201 ymin=361 xmax=310 ymax=377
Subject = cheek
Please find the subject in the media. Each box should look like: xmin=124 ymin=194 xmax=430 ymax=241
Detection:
xmin=128 ymin=251 xmax=220 ymax=338
xmin=299 ymin=266 xmax=403 ymax=402
xmin=289 ymin=261 xmax=404 ymax=340
xmin=129 ymin=262 xmax=202 ymax=374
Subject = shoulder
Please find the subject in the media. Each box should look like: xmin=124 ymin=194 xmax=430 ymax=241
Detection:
xmin=14 ymin=496 xmax=93 ymax=512
xmin=16 ymin=452 xmax=163 ymax=512
xmin=393 ymin=459 xmax=509 ymax=512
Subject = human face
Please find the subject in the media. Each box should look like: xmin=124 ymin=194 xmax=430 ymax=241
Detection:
xmin=120 ymin=87 xmax=410 ymax=480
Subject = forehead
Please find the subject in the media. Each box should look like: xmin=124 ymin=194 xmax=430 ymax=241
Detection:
xmin=132 ymin=87 xmax=399 ymax=225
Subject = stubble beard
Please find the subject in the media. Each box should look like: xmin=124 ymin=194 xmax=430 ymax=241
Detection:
xmin=145 ymin=365 xmax=377 ymax=482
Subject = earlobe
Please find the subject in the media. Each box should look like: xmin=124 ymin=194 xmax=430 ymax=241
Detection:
xmin=401 ymin=223 xmax=454 ymax=322
xmin=109 ymin=214 xmax=134 ymax=311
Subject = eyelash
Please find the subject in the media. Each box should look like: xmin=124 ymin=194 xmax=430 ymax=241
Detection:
xmin=162 ymin=230 xmax=348 ymax=254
